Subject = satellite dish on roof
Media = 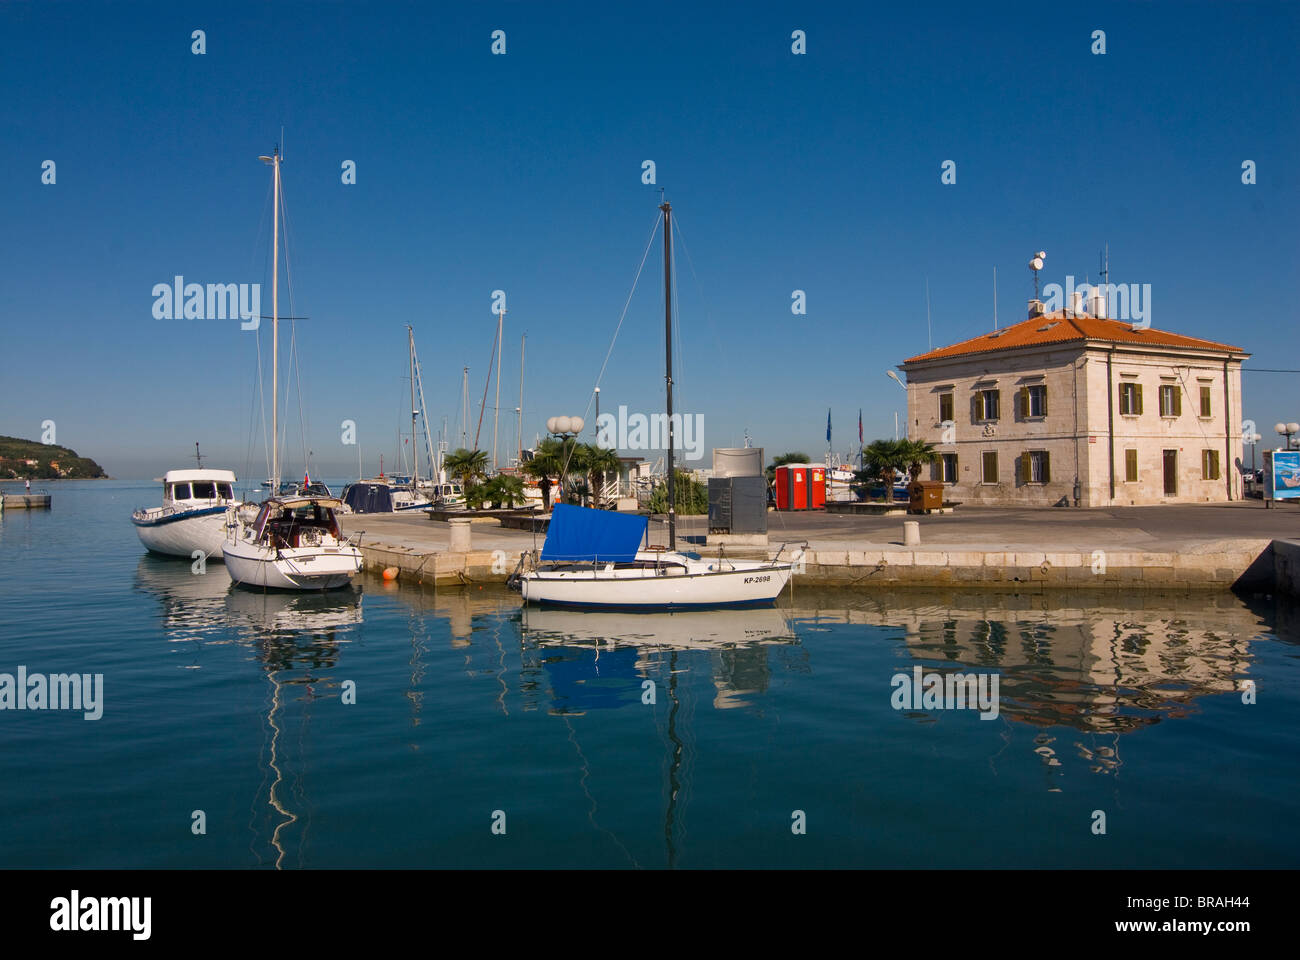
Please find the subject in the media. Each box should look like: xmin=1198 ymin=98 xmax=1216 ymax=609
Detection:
xmin=1030 ymin=257 xmax=1044 ymax=271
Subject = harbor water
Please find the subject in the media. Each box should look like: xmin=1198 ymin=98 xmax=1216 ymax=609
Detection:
xmin=1 ymin=480 xmax=1297 ymax=868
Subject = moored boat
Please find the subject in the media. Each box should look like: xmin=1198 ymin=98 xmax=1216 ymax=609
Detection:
xmin=512 ymin=504 xmax=796 ymax=609
xmin=224 ymin=496 xmax=362 ymax=590
xmin=512 ymin=200 xmax=797 ymax=609
xmin=132 ymin=469 xmax=242 ymax=560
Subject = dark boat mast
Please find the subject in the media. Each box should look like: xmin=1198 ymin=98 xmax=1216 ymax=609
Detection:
xmin=661 ymin=201 xmax=676 ymax=551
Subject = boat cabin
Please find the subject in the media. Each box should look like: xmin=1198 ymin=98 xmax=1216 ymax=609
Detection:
xmin=158 ymin=469 xmax=237 ymax=504
xmin=248 ymin=497 xmax=345 ymax=549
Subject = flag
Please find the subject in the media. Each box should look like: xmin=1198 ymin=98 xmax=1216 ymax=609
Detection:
xmin=826 ymin=408 xmax=832 ymax=444
xmin=858 ymin=409 xmax=863 ymax=444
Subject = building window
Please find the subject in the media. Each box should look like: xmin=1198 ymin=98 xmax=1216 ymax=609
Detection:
xmin=982 ymin=451 xmax=998 ymax=484
xmin=1018 ymin=384 xmax=1047 ymax=418
xmin=974 ymin=389 xmax=1000 ymax=422
xmin=1119 ymin=382 xmax=1143 ymax=416
xmin=940 ymin=453 xmax=957 ymax=484
xmin=1200 ymin=385 xmax=1212 ymax=417
xmin=1159 ymin=384 xmax=1182 ymax=417
xmin=939 ymin=393 xmax=953 ymax=422
xmin=1125 ymin=449 xmax=1138 ymax=482
xmin=1203 ymin=449 xmax=1221 ymax=480
xmin=1019 ymin=450 xmax=1051 ymax=484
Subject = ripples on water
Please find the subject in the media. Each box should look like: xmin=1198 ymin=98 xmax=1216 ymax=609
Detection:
xmin=1 ymin=481 xmax=1297 ymax=868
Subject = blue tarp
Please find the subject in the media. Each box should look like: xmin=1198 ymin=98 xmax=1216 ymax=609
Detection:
xmin=541 ymin=504 xmax=648 ymax=562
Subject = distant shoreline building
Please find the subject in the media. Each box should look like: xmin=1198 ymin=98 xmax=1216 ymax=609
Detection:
xmin=899 ymin=297 xmax=1250 ymax=506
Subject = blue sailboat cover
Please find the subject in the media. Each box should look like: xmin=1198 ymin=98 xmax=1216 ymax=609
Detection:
xmin=541 ymin=504 xmax=648 ymax=562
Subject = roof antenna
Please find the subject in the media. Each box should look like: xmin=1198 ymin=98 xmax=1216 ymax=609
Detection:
xmin=925 ymin=278 xmax=932 ymax=351
xmin=1029 ymin=251 xmax=1045 ymax=301
xmin=194 ymin=442 xmax=204 ymax=468
xmin=1099 ymin=243 xmax=1109 ymax=319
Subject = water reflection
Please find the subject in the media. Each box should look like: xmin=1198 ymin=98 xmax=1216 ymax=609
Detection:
xmin=222 ymin=588 xmax=363 ymax=868
xmin=133 ymin=555 xmax=232 ymax=648
xmin=520 ymin=606 xmax=799 ymax=714
xmin=792 ymin=588 xmax=1266 ymax=779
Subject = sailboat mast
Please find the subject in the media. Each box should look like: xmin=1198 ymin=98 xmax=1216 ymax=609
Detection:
xmin=661 ymin=200 xmax=675 ymax=551
xmin=409 ymin=325 xmax=418 ymax=487
xmin=271 ymin=148 xmax=281 ymax=490
xmin=493 ymin=308 xmax=504 ymax=472
xmin=518 ymin=334 xmax=525 ymax=467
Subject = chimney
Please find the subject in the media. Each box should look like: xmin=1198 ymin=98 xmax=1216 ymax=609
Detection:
xmin=1027 ymin=299 xmax=1045 ymax=318
xmin=1087 ymin=286 xmax=1106 ymax=318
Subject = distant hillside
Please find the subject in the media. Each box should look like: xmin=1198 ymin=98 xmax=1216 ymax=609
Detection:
xmin=0 ymin=436 xmax=107 ymax=479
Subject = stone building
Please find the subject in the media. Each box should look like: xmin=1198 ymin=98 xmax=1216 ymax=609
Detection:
xmin=898 ymin=299 xmax=1249 ymax=506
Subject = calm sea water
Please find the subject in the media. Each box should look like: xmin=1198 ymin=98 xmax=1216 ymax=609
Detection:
xmin=1 ymin=479 xmax=1297 ymax=869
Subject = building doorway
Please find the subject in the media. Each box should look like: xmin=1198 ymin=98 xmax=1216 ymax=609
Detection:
xmin=1162 ymin=449 xmax=1178 ymax=496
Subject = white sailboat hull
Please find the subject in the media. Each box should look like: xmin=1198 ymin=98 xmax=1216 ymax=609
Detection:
xmin=224 ymin=541 xmax=362 ymax=591
xmin=520 ymin=558 xmax=794 ymax=610
xmin=133 ymin=507 xmax=233 ymax=560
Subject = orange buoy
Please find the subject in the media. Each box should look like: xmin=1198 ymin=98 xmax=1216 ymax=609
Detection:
xmin=382 ymin=566 xmax=399 ymax=581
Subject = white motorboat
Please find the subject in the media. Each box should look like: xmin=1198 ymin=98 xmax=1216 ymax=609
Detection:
xmin=224 ymin=496 xmax=362 ymax=590
xmin=132 ymin=468 xmax=242 ymax=560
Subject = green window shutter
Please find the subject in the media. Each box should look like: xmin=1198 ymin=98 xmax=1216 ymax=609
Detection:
xmin=974 ymin=392 xmax=984 ymax=421
xmin=1118 ymin=383 xmax=1126 ymax=414
xmin=994 ymin=390 xmax=1001 ymax=420
xmin=1173 ymin=388 xmax=1182 ymax=417
xmin=1135 ymin=384 xmax=1144 ymax=415
xmin=1042 ymin=452 xmax=1051 ymax=483
xmin=1040 ymin=388 xmax=1048 ymax=417
xmin=1200 ymin=386 xmax=1211 ymax=417
xmin=1016 ymin=454 xmax=1025 ymax=484
xmin=1018 ymin=388 xmax=1027 ymax=418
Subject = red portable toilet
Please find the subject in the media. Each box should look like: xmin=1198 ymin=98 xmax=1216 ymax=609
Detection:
xmin=808 ymin=466 xmax=826 ymax=509
xmin=774 ymin=464 xmax=810 ymax=510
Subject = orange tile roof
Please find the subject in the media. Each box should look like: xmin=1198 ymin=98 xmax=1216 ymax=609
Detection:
xmin=903 ymin=311 xmax=1247 ymax=364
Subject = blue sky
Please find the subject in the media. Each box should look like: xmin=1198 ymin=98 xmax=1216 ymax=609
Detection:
xmin=2 ymin=1 xmax=1296 ymax=480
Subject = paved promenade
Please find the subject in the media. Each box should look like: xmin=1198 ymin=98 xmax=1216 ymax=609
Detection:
xmin=340 ymin=501 xmax=1300 ymax=589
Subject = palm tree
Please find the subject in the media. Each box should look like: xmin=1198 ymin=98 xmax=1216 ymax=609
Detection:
xmin=575 ymin=443 xmax=623 ymax=508
xmin=522 ymin=437 xmax=568 ymax=510
xmin=765 ymin=451 xmax=810 ymax=485
xmin=897 ymin=439 xmax=940 ymax=482
xmin=444 ymin=448 xmax=489 ymax=492
xmin=483 ymin=474 xmax=526 ymax=509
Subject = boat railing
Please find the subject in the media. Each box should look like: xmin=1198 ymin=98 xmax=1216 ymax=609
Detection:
xmin=771 ymin=540 xmax=809 ymax=570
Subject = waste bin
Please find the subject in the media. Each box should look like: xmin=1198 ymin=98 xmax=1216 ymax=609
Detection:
xmin=908 ymin=480 xmax=944 ymax=513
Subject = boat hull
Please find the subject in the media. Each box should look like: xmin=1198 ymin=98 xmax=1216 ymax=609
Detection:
xmin=223 ymin=541 xmax=362 ymax=591
xmin=520 ymin=561 xmax=794 ymax=610
xmin=133 ymin=507 xmax=232 ymax=560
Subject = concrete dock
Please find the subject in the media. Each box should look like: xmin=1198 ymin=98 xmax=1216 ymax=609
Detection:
xmin=340 ymin=501 xmax=1300 ymax=592
xmin=1 ymin=494 xmax=51 ymax=510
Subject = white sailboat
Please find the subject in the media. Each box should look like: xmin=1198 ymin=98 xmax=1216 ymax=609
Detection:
xmin=224 ymin=146 xmax=362 ymax=591
xmin=512 ymin=201 xmax=797 ymax=609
